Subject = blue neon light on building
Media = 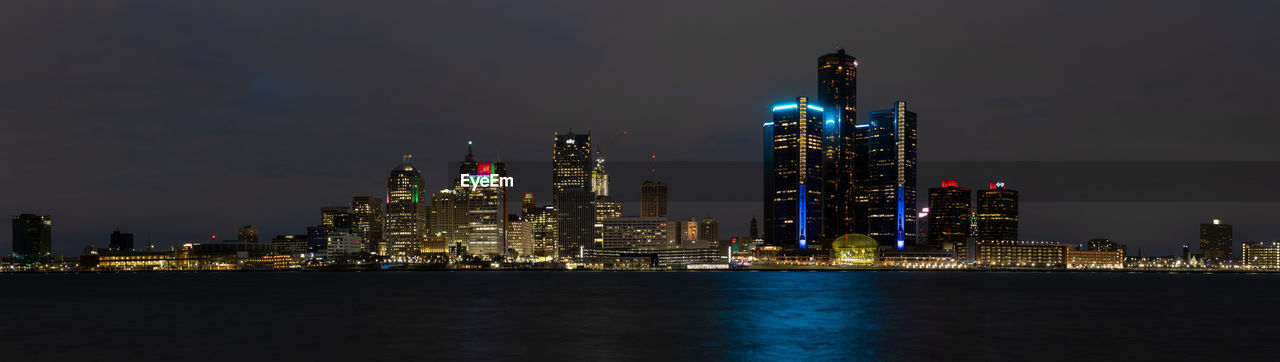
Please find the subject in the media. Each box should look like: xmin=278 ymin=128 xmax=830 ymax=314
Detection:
xmin=798 ymin=184 xmax=807 ymax=250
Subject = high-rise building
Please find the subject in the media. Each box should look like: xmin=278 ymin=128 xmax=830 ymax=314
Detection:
xmin=700 ymin=217 xmax=719 ymax=243
xmin=927 ymin=180 xmax=971 ymax=251
xmin=351 ymin=195 xmax=384 ymax=253
xmin=236 ymin=225 xmax=258 ymax=243
xmin=976 ymin=182 xmax=1018 ymax=242
xmin=521 ymin=193 xmax=537 ymax=217
xmin=109 ymin=229 xmax=135 ymax=251
xmin=818 ymin=48 xmax=858 ymax=241
xmin=553 ymin=131 xmax=594 ymax=257
xmin=1200 ymin=219 xmax=1233 ymax=266
xmin=507 ymin=215 xmax=535 ymax=258
xmin=1087 ymin=238 xmax=1121 ymax=252
xmin=457 ymin=146 xmax=510 ymax=256
xmin=594 ymin=195 xmax=623 ymax=249
xmin=523 ymin=204 xmax=557 ymax=258
xmin=865 ymin=101 xmax=917 ymax=249
xmin=764 ymin=96 xmax=825 ymax=250
xmin=852 ymin=124 xmax=871 ymax=235
xmin=431 ymin=188 xmax=470 ymax=253
xmin=640 ymin=180 xmax=668 ymax=218
xmin=11 ymin=214 xmax=52 ymax=264
xmin=386 ymin=154 xmax=429 ymax=258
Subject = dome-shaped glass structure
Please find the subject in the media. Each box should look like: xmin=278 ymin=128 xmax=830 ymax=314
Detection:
xmin=831 ymin=234 xmax=877 ymax=265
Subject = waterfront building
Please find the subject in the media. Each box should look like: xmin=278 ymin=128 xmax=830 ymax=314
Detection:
xmin=1242 ymin=242 xmax=1280 ymax=269
xmin=431 ymin=188 xmax=469 ymax=252
xmin=236 ymin=225 xmax=258 ymax=244
xmin=817 ymin=48 xmax=859 ymax=241
xmin=865 ymin=101 xmax=917 ymax=249
xmin=553 ymin=131 xmax=594 ymax=257
xmin=976 ymin=182 xmax=1018 ymax=242
xmin=928 ymin=180 xmax=971 ymax=253
xmin=973 ymin=241 xmax=1068 ymax=269
xmin=11 ymin=214 xmax=52 ymax=265
xmin=830 ymin=234 xmax=877 ymax=265
xmin=600 ymin=217 xmax=671 ymax=249
xmin=1066 ymin=250 xmax=1125 ymax=269
xmin=385 ymin=154 xmax=429 ymax=258
xmin=507 ymin=215 xmax=535 ymax=258
xmin=524 ymin=204 xmax=557 ymax=258
xmin=325 ymin=231 xmax=363 ymax=257
xmin=1200 ymin=219 xmax=1233 ymax=266
xmin=271 ymin=235 xmax=308 ymax=254
xmin=764 ymin=96 xmax=825 ymax=250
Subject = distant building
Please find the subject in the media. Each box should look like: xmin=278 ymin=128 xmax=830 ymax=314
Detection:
xmin=640 ymin=180 xmax=668 ymax=218
xmin=320 ymin=206 xmax=352 ymax=229
xmin=236 ymin=225 xmax=258 ymax=244
xmin=325 ymin=231 xmax=363 ymax=257
xmin=830 ymin=234 xmax=877 ymax=265
xmin=1242 ymin=242 xmax=1280 ymax=269
xmin=351 ymin=195 xmax=384 ymax=253
xmin=1086 ymin=238 xmax=1124 ymax=253
xmin=973 ymin=241 xmax=1068 ymax=269
xmin=699 ymin=217 xmax=719 ymax=244
xmin=600 ymin=217 xmax=671 ymax=249
xmin=928 ymin=180 xmax=971 ymax=253
xmin=458 ymin=146 xmax=510 ymax=256
xmin=553 ymin=131 xmax=594 ymax=257
xmin=594 ymin=195 xmax=623 ymax=248
xmin=271 ymin=235 xmax=308 ymax=255
xmin=1066 ymin=249 xmax=1124 ymax=269
xmin=431 ymin=187 xmax=469 ymax=250
xmin=11 ymin=214 xmax=53 ymax=264
xmin=109 ymin=229 xmax=135 ymax=251
xmin=764 ymin=96 xmax=825 ymax=250
xmin=865 ymin=101 xmax=918 ymax=249
xmin=507 ymin=215 xmax=535 ymax=258
xmin=976 ymin=182 xmax=1018 ymax=242
xmin=1200 ymin=219 xmax=1232 ymax=266
xmin=523 ymin=204 xmax=557 ymax=258
xmin=386 ymin=154 xmax=429 ymax=258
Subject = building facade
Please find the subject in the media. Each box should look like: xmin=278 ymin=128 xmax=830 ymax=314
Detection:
xmin=765 ymin=96 xmax=825 ymax=250
xmin=1242 ymin=242 xmax=1280 ymax=269
xmin=641 ymin=180 xmax=668 ymax=218
xmin=976 ymin=182 xmax=1018 ymax=242
xmin=553 ymin=132 xmax=594 ymax=257
xmin=11 ymin=214 xmax=52 ymax=264
xmin=927 ymin=180 xmax=971 ymax=251
xmin=385 ymin=155 xmax=429 ymax=258
xmin=865 ymin=101 xmax=917 ymax=249
xmin=600 ymin=217 xmax=671 ymax=249
xmin=1200 ymin=219 xmax=1233 ymax=266
xmin=351 ymin=195 xmax=384 ymax=253
xmin=817 ymin=48 xmax=858 ymax=241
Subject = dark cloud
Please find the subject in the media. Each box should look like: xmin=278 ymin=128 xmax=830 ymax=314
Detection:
xmin=1 ymin=1 xmax=1278 ymax=254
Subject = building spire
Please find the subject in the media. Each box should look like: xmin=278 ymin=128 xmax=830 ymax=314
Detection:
xmin=402 ymin=154 xmax=412 ymax=163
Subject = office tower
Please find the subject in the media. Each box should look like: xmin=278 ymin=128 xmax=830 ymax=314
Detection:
xmin=521 ymin=193 xmax=537 ymax=217
xmin=431 ymin=188 xmax=470 ymax=252
xmin=601 ymin=217 xmax=671 ymax=249
xmin=976 ymin=182 xmax=1018 ymax=242
xmin=927 ymin=180 xmax=971 ymax=250
xmin=456 ymin=146 xmax=510 ymax=256
xmin=749 ymin=217 xmax=759 ymax=241
xmin=507 ymin=215 xmax=535 ymax=258
xmin=11 ymin=214 xmax=52 ymax=264
xmin=765 ymin=96 xmax=825 ymax=250
xmin=700 ymin=217 xmax=719 ymax=243
xmin=109 ymin=229 xmax=135 ymax=251
xmin=640 ymin=180 xmax=668 ymax=218
xmin=351 ymin=195 xmax=384 ymax=252
xmin=1088 ymin=238 xmax=1120 ymax=252
xmin=236 ymin=225 xmax=258 ymax=243
xmin=866 ymin=101 xmax=917 ymax=249
xmin=321 ymin=206 xmax=351 ymax=229
xmin=271 ymin=235 xmax=308 ymax=254
xmin=818 ymin=48 xmax=858 ymax=241
xmin=1182 ymin=243 xmax=1192 ymax=265
xmin=553 ymin=131 xmax=594 ymax=256
xmin=1241 ymin=242 xmax=1280 ymax=268
xmin=591 ymin=160 xmax=610 ymax=197
xmin=525 ymin=204 xmax=557 ymax=258
xmin=852 ymin=124 xmax=870 ymax=235
xmin=386 ymin=154 xmax=429 ymax=258
xmin=1200 ymin=219 xmax=1233 ymax=266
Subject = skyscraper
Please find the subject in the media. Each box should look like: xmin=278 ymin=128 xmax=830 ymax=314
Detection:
xmin=351 ymin=195 xmax=384 ymax=253
xmin=700 ymin=217 xmax=719 ymax=243
xmin=236 ymin=225 xmax=258 ymax=243
xmin=640 ymin=180 xmax=668 ymax=218
xmin=976 ymin=182 xmax=1018 ymax=242
xmin=818 ymin=48 xmax=858 ymax=241
xmin=866 ymin=101 xmax=917 ymax=249
xmin=431 ymin=188 xmax=469 ymax=253
xmin=458 ymin=145 xmax=510 ymax=256
xmin=927 ymin=180 xmax=971 ymax=249
xmin=1200 ymin=219 xmax=1233 ymax=266
xmin=320 ymin=206 xmax=351 ymax=229
xmin=385 ymin=154 xmax=428 ymax=258
xmin=553 ymin=131 xmax=594 ymax=257
xmin=765 ymin=96 xmax=825 ymax=249
xmin=11 ymin=214 xmax=52 ymax=264
xmin=109 ymin=229 xmax=134 ymax=251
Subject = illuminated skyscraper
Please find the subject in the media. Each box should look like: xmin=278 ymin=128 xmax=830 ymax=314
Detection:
xmin=431 ymin=188 xmax=469 ymax=253
xmin=818 ymin=48 xmax=858 ymax=241
xmin=351 ymin=195 xmax=384 ymax=252
xmin=927 ymin=180 xmax=971 ymax=249
xmin=458 ymin=145 xmax=510 ymax=256
xmin=553 ymin=131 xmax=594 ymax=256
xmin=321 ymin=206 xmax=351 ymax=229
xmin=507 ymin=215 xmax=535 ymax=258
xmin=976 ymin=182 xmax=1018 ymax=242
xmin=524 ymin=204 xmax=557 ymax=258
xmin=764 ymin=96 xmax=825 ymax=249
xmin=866 ymin=101 xmax=917 ymax=249
xmin=1200 ymin=219 xmax=1232 ymax=266
xmin=640 ymin=180 xmax=667 ymax=218
xmin=385 ymin=154 xmax=428 ymax=258
xmin=11 ymin=214 xmax=52 ymax=264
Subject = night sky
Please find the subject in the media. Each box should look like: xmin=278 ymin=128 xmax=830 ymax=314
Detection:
xmin=2 ymin=1 xmax=1278 ymax=256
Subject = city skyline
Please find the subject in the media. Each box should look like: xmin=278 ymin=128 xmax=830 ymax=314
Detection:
xmin=4 ymin=1 xmax=1280 ymax=256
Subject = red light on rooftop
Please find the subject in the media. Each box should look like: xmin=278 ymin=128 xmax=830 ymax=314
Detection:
xmin=478 ymin=162 xmax=492 ymax=175
xmin=941 ymin=180 xmax=958 ymax=188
